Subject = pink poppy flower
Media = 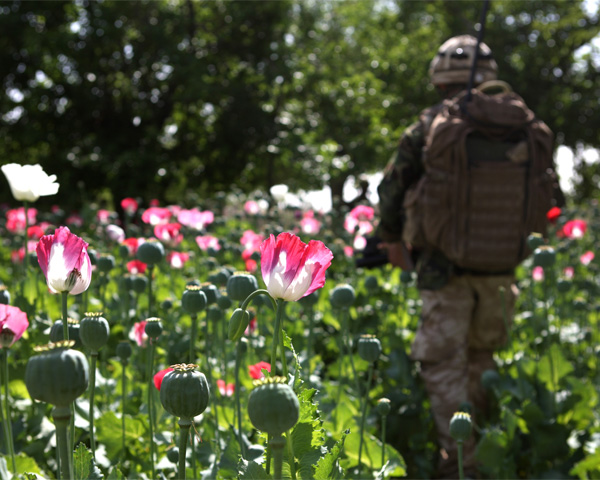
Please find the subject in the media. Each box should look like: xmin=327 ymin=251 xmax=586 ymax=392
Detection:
xmin=65 ymin=214 xmax=84 ymax=228
xmin=97 ymin=209 xmax=114 ymax=225
xmin=196 ymin=235 xmax=221 ymax=252
xmin=248 ymin=361 xmax=271 ymax=380
xmin=127 ymin=260 xmax=147 ymax=275
xmin=580 ymin=251 xmax=594 ymax=266
xmin=344 ymin=246 xmax=354 ymax=257
xmin=6 ymin=207 xmax=37 ymax=234
xmin=141 ymin=207 xmax=172 ymax=226
xmin=133 ymin=321 xmax=148 ymax=347
xmin=177 ymin=208 xmax=214 ymax=231
xmin=11 ymin=249 xmax=25 ymax=264
xmin=563 ymin=266 xmax=574 ymax=279
xmin=0 ymin=304 xmax=29 ymax=348
xmin=300 ymin=211 xmax=321 ymax=234
xmin=36 ymin=226 xmax=92 ymax=295
xmin=245 ymin=258 xmax=257 ymax=273
xmin=153 ymin=367 xmax=174 ymax=390
xmin=344 ymin=205 xmax=375 ymax=235
xmin=121 ymin=197 xmax=139 ymax=215
xmin=122 ymin=237 xmax=143 ymax=256
xmin=217 ymin=379 xmax=235 ymax=397
xmin=260 ymin=232 xmax=333 ymax=302
xmin=166 ymin=251 xmax=190 ymax=269
xmin=154 ymin=223 xmax=183 ymax=246
xmin=532 ymin=266 xmax=544 ymax=282
xmin=561 ymin=219 xmax=587 ymax=239
xmin=244 ymin=317 xmax=257 ymax=336
xmin=241 ymin=230 xmax=264 ymax=253
xmin=353 ymin=234 xmax=367 ymax=250
xmin=244 ymin=200 xmax=260 ymax=215
xmin=106 ymin=224 xmax=126 ymax=243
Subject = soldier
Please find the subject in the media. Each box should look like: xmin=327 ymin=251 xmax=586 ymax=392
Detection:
xmin=377 ymin=35 xmax=562 ymax=478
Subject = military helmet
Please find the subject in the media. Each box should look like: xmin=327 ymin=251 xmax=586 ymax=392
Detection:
xmin=429 ymin=35 xmax=498 ymax=86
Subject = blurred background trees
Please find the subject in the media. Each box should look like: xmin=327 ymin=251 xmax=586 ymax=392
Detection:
xmin=0 ymin=0 xmax=598 ymax=211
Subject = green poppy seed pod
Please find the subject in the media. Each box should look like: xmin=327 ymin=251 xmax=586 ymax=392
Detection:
xmin=247 ymin=377 xmax=300 ymax=437
xmin=161 ymin=298 xmax=173 ymax=311
xmin=0 ymin=286 xmax=10 ymax=305
xmin=201 ymin=283 xmax=219 ymax=306
xmin=573 ymin=297 xmax=587 ymax=312
xmin=97 ymin=254 xmax=116 ymax=273
xmin=131 ymin=275 xmax=148 ymax=294
xmin=145 ymin=318 xmax=163 ymax=339
xmin=116 ymin=341 xmax=133 ymax=362
xmin=449 ymin=411 xmax=472 ymax=443
xmin=50 ymin=319 xmax=81 ymax=348
xmin=226 ymin=272 xmax=259 ymax=302
xmin=533 ymin=246 xmax=556 ymax=268
xmin=25 ymin=341 xmax=89 ymax=408
xmin=458 ymin=401 xmax=473 ymax=415
xmin=375 ymin=398 xmax=391 ymax=417
xmin=527 ymin=233 xmax=545 ymax=250
xmin=79 ymin=312 xmax=110 ymax=353
xmin=228 ymin=308 xmax=250 ymax=342
xmin=182 ymin=286 xmax=207 ymax=314
xmin=136 ymin=239 xmax=165 ymax=265
xmin=159 ymin=364 xmax=210 ymax=421
xmin=217 ymin=291 xmax=233 ymax=310
xmin=357 ymin=334 xmax=382 ymax=363
xmin=212 ymin=268 xmax=231 ymax=287
xmin=329 ymin=284 xmax=356 ymax=309
xmin=298 ymin=290 xmax=319 ymax=308
xmin=481 ymin=369 xmax=500 ymax=391
xmin=557 ymin=277 xmax=572 ymax=293
xmin=88 ymin=249 xmax=98 ymax=265
xmin=364 ymin=275 xmax=379 ymax=293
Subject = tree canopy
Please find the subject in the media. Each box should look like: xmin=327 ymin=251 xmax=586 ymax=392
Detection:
xmin=1 ymin=0 xmax=598 ymax=210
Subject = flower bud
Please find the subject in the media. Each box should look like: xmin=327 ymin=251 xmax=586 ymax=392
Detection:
xmin=25 ymin=341 xmax=89 ymax=408
xmin=145 ymin=318 xmax=163 ymax=340
xmin=533 ymin=246 xmax=556 ymax=268
xmin=226 ymin=272 xmax=259 ymax=302
xmin=136 ymin=239 xmax=165 ymax=265
xmin=79 ymin=312 xmax=110 ymax=353
xmin=357 ymin=334 xmax=381 ymax=363
xmin=181 ymin=286 xmax=207 ymax=314
xmin=228 ymin=308 xmax=250 ymax=342
xmin=247 ymin=376 xmax=300 ymax=437
xmin=449 ymin=411 xmax=472 ymax=443
xmin=329 ymin=284 xmax=356 ymax=309
xmin=159 ymin=364 xmax=210 ymax=421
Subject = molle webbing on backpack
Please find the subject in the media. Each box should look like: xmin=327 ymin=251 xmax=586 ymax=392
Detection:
xmin=402 ymin=88 xmax=555 ymax=273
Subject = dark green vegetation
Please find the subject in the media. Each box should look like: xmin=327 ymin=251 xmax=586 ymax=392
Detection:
xmin=0 ymin=1 xmax=598 ymax=210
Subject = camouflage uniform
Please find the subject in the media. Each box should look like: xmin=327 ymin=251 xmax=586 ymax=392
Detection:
xmin=377 ymin=103 xmax=518 ymax=478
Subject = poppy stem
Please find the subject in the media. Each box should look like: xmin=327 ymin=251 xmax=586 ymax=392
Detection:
xmin=2 ymin=349 xmax=16 ymax=472
xmin=61 ymin=291 xmax=69 ymax=341
xmin=270 ymin=299 xmax=287 ymax=377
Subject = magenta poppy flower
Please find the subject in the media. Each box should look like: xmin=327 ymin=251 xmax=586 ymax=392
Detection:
xmin=344 ymin=205 xmax=375 ymax=235
xmin=217 ymin=379 xmax=235 ymax=397
xmin=166 ymin=251 xmax=190 ymax=269
xmin=36 ymin=226 xmax=92 ymax=295
xmin=196 ymin=235 xmax=221 ymax=252
xmin=6 ymin=207 xmax=37 ymax=234
xmin=121 ymin=197 xmax=139 ymax=215
xmin=132 ymin=321 xmax=148 ymax=347
xmin=177 ymin=208 xmax=214 ymax=231
xmin=546 ymin=206 xmax=561 ymax=224
xmin=561 ymin=219 xmax=587 ymax=239
xmin=141 ymin=207 xmax=172 ymax=226
xmin=0 ymin=304 xmax=29 ymax=348
xmin=248 ymin=361 xmax=271 ymax=380
xmin=241 ymin=230 xmax=264 ymax=254
xmin=153 ymin=367 xmax=174 ymax=390
xmin=127 ymin=260 xmax=147 ymax=275
xmin=260 ymin=232 xmax=333 ymax=302
xmin=154 ymin=223 xmax=183 ymax=246
xmin=580 ymin=251 xmax=594 ymax=266
xmin=300 ymin=211 xmax=321 ymax=234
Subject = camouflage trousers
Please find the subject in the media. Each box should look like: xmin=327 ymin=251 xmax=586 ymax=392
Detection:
xmin=411 ymin=273 xmax=517 ymax=479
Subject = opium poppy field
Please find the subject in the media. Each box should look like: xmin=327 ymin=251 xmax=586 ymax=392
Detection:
xmin=0 ymin=164 xmax=599 ymax=479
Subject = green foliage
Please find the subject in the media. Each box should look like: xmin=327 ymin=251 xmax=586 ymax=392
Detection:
xmin=73 ymin=443 xmax=104 ymax=480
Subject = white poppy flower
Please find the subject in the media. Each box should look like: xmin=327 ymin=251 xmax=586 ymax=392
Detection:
xmin=1 ymin=163 xmax=59 ymax=202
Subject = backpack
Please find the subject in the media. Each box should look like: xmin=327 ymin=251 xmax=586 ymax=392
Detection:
xmin=402 ymin=82 xmax=557 ymax=273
